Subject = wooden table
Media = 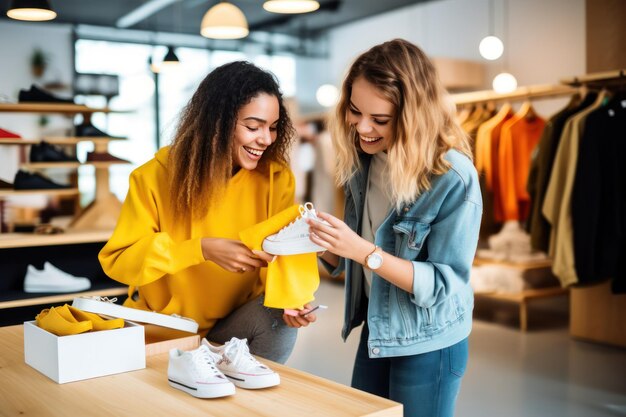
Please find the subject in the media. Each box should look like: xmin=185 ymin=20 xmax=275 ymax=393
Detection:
xmin=0 ymin=325 xmax=402 ymax=417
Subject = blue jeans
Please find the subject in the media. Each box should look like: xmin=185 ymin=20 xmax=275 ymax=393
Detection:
xmin=352 ymin=324 xmax=468 ymax=417
xmin=205 ymin=294 xmax=297 ymax=364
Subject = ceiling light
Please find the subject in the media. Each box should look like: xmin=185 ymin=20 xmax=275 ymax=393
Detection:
xmin=161 ymin=46 xmax=180 ymax=66
xmin=492 ymin=72 xmax=517 ymax=93
xmin=479 ymin=35 xmax=503 ymax=60
xmin=316 ymin=84 xmax=339 ymax=108
xmin=263 ymin=0 xmax=320 ymax=14
xmin=200 ymin=2 xmax=249 ymax=40
xmin=7 ymin=0 xmax=57 ymax=21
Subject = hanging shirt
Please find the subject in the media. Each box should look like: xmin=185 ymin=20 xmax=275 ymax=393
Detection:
xmin=498 ymin=110 xmax=545 ymax=222
xmin=542 ymin=91 xmax=609 ymax=287
xmin=361 ymin=151 xmax=393 ymax=297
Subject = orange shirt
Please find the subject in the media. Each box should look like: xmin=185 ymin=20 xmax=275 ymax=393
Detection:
xmin=498 ymin=112 xmax=545 ymax=221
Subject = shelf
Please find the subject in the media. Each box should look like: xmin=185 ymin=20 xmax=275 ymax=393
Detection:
xmin=474 ymin=287 xmax=568 ymax=303
xmin=473 ymin=257 xmax=553 ymax=269
xmin=0 ymin=103 xmax=112 ymax=114
xmin=0 ymin=285 xmax=127 ymax=310
xmin=0 ymin=188 xmax=79 ymax=197
xmin=21 ymin=161 xmax=130 ymax=169
xmin=0 ymin=137 xmax=126 ymax=145
xmin=0 ymin=229 xmax=112 ymax=249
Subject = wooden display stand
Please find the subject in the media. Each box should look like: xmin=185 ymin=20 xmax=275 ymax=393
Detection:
xmin=473 ymin=258 xmax=569 ymax=331
xmin=0 ymin=325 xmax=402 ymax=417
xmin=0 ymin=103 xmax=129 ymax=311
xmin=570 ymin=281 xmax=626 ymax=348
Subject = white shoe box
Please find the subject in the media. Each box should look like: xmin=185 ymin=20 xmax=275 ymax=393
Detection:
xmin=23 ymin=320 xmax=145 ymax=384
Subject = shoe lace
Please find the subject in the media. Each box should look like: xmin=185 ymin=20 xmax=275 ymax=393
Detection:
xmin=83 ymin=296 xmax=118 ymax=303
xmin=277 ymin=202 xmax=317 ymax=237
xmin=191 ymin=346 xmax=224 ymax=378
xmin=223 ymin=338 xmax=266 ymax=371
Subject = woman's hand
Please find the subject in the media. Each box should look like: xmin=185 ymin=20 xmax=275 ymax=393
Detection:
xmin=307 ymin=212 xmax=373 ymax=263
xmin=201 ymin=238 xmax=275 ymax=273
xmin=282 ymin=303 xmax=317 ymax=328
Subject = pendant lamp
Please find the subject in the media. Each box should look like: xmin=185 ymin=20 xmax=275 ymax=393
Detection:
xmin=492 ymin=72 xmax=517 ymax=93
xmin=263 ymin=0 xmax=320 ymax=14
xmin=478 ymin=0 xmax=503 ymax=60
xmin=7 ymin=0 xmax=57 ymax=21
xmin=161 ymin=46 xmax=180 ymax=68
xmin=200 ymin=2 xmax=249 ymax=40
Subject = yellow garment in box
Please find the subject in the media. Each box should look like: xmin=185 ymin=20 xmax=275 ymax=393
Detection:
xmin=240 ymin=205 xmax=319 ymax=310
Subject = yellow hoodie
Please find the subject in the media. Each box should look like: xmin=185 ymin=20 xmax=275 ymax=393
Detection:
xmin=98 ymin=147 xmax=295 ymax=334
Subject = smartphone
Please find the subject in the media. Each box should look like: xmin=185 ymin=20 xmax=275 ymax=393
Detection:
xmin=299 ymin=304 xmax=328 ymax=316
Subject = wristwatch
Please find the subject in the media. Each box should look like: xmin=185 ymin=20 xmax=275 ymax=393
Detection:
xmin=365 ymin=246 xmax=384 ymax=270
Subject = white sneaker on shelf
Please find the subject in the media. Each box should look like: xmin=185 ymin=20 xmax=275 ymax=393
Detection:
xmin=168 ymin=345 xmax=236 ymax=399
xmin=262 ymin=202 xmax=330 ymax=255
xmin=203 ymin=338 xmax=280 ymax=389
xmin=23 ymin=262 xmax=91 ymax=293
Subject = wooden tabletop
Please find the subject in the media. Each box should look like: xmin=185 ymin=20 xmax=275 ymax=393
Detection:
xmin=0 ymin=325 xmax=402 ymax=417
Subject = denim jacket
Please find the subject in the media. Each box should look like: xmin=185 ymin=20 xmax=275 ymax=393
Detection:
xmin=326 ymin=149 xmax=482 ymax=358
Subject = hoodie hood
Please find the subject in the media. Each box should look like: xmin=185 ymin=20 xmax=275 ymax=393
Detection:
xmin=154 ymin=145 xmax=281 ymax=215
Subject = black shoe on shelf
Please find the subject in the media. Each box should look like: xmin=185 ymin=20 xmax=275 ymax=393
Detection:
xmin=74 ymin=122 xmax=123 ymax=139
xmin=29 ymin=142 xmax=78 ymax=163
xmin=0 ymin=178 xmax=13 ymax=189
xmin=13 ymin=170 xmax=71 ymax=190
xmin=18 ymin=85 xmax=74 ymax=104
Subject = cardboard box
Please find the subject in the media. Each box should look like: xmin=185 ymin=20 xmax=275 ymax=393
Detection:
xmin=23 ymin=320 xmax=145 ymax=384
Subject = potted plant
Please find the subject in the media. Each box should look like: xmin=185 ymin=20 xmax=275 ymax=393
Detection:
xmin=30 ymin=48 xmax=49 ymax=78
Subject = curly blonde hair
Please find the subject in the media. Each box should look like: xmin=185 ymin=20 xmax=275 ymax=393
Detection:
xmin=330 ymin=39 xmax=471 ymax=209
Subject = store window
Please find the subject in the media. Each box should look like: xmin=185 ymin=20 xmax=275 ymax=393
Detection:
xmin=74 ymin=39 xmax=295 ymax=202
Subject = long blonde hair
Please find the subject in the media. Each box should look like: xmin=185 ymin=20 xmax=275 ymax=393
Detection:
xmin=330 ymin=39 xmax=471 ymax=209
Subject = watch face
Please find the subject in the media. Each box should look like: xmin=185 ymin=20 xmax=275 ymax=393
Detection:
xmin=367 ymin=253 xmax=383 ymax=269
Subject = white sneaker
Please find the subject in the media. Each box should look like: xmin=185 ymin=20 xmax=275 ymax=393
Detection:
xmin=24 ymin=262 xmax=91 ymax=293
xmin=203 ymin=338 xmax=280 ymax=389
xmin=262 ymin=202 xmax=330 ymax=255
xmin=168 ymin=345 xmax=236 ymax=399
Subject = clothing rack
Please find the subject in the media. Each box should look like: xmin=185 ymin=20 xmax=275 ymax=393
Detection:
xmin=560 ymin=69 xmax=626 ymax=87
xmin=555 ymin=69 xmax=626 ymax=348
xmin=451 ymin=84 xmax=579 ymax=106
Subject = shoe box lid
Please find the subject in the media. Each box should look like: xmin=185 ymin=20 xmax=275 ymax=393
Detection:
xmin=72 ymin=296 xmax=199 ymax=334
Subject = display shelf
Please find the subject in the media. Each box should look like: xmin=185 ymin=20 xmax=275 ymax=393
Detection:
xmin=0 ymin=229 xmax=112 ymax=249
xmin=21 ymin=161 xmax=130 ymax=169
xmin=473 ymin=257 xmax=568 ymax=331
xmin=0 ymin=137 xmax=125 ymax=145
xmin=0 ymin=103 xmax=111 ymax=114
xmin=473 ymin=257 xmax=553 ymax=269
xmin=0 ymin=188 xmax=79 ymax=197
xmin=0 ymin=284 xmax=127 ymax=310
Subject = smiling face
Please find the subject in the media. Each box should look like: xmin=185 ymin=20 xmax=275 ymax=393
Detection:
xmin=347 ymin=77 xmax=395 ymax=154
xmin=232 ymin=93 xmax=280 ymax=171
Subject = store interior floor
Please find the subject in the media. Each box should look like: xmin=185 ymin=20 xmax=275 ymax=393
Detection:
xmin=286 ymin=278 xmax=626 ymax=417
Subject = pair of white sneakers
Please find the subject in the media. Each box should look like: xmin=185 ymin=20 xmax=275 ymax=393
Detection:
xmin=24 ymin=262 xmax=91 ymax=293
xmin=168 ymin=337 xmax=280 ymax=399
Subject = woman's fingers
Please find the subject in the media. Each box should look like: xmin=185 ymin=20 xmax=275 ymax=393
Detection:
xmin=251 ymin=250 xmax=276 ymax=263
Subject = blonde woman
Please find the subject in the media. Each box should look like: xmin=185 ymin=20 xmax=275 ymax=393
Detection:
xmin=308 ymin=39 xmax=482 ymax=416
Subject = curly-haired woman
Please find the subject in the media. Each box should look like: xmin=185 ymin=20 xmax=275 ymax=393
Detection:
xmin=100 ymin=61 xmax=316 ymax=363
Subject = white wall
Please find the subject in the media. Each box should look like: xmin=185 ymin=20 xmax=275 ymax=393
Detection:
xmin=325 ymin=0 xmax=586 ymax=116
xmin=0 ymin=20 xmax=74 ymax=182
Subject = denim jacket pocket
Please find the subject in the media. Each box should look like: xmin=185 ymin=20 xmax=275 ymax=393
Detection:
xmin=392 ymin=220 xmax=431 ymax=260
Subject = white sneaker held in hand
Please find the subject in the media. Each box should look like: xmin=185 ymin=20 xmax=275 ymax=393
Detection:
xmin=203 ymin=338 xmax=280 ymax=389
xmin=168 ymin=345 xmax=235 ymax=399
xmin=262 ymin=202 xmax=330 ymax=255
xmin=24 ymin=262 xmax=91 ymax=293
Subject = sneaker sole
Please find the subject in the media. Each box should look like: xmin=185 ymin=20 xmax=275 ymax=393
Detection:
xmin=168 ymin=379 xmax=235 ymax=398
xmin=72 ymin=297 xmax=199 ymax=333
xmin=262 ymin=238 xmax=326 ymax=256
xmin=224 ymin=372 xmax=280 ymax=389
xmin=24 ymin=283 xmax=91 ymax=293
